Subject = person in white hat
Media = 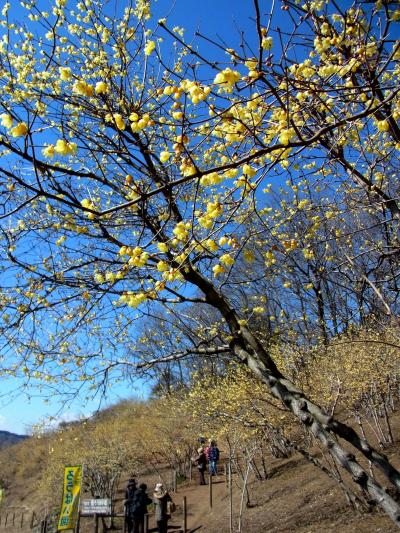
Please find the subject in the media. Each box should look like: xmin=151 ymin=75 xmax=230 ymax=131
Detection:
xmin=153 ymin=483 xmax=173 ymax=533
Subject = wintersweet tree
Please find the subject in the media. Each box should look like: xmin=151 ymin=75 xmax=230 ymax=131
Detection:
xmin=1 ymin=0 xmax=400 ymax=523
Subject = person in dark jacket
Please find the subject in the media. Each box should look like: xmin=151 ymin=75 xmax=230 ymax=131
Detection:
xmin=207 ymin=441 xmax=220 ymax=476
xmin=131 ymin=483 xmax=152 ymax=533
xmin=153 ymin=483 xmax=172 ymax=533
xmin=193 ymin=446 xmax=207 ymax=485
xmin=124 ymin=478 xmax=137 ymax=533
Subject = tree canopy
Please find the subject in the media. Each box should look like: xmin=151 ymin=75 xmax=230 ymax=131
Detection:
xmin=1 ymin=0 xmax=400 ymax=524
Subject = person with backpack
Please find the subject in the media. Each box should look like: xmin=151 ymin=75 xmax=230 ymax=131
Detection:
xmin=130 ymin=483 xmax=152 ymax=533
xmin=153 ymin=483 xmax=174 ymax=533
xmin=193 ymin=446 xmax=207 ymax=485
xmin=207 ymin=440 xmax=220 ymax=476
xmin=124 ymin=478 xmax=137 ymax=533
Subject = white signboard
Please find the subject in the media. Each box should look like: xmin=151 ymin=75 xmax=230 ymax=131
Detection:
xmin=81 ymin=499 xmax=111 ymax=515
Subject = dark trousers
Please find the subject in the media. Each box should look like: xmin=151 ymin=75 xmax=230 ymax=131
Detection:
xmin=198 ymin=467 xmax=206 ymax=485
xmin=126 ymin=515 xmax=134 ymax=533
xmin=157 ymin=518 xmax=168 ymax=533
xmin=133 ymin=515 xmax=144 ymax=533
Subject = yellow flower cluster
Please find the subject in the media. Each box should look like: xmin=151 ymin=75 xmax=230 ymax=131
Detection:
xmin=159 ymin=151 xmax=171 ymax=163
xmin=106 ymin=113 xmax=125 ymax=130
xmin=262 ymin=36 xmax=273 ymax=50
xmin=197 ymin=201 xmax=223 ymax=228
xmin=157 ymin=260 xmax=169 ymax=272
xmin=119 ymin=246 xmax=149 ymax=267
xmin=81 ymin=198 xmax=96 ymax=219
xmin=213 ymin=68 xmax=241 ymax=93
xmin=219 ymin=253 xmax=234 ymax=266
xmin=129 ymin=112 xmax=151 ymax=133
xmin=172 ymin=221 xmax=190 ymax=241
xmin=1 ymin=114 xmax=28 ymax=137
xmin=212 ymin=263 xmax=225 ymax=277
xmin=10 ymin=122 xmax=28 ymax=137
xmin=0 ymin=113 xmax=13 ymax=128
xmin=120 ymin=291 xmax=147 ymax=308
xmin=200 ymin=172 xmax=223 ymax=187
xmin=95 ymin=81 xmax=108 ymax=94
xmin=73 ymin=80 xmax=94 ymax=97
xmin=144 ymin=40 xmax=155 ymax=56
xmin=157 ymin=242 xmax=169 ymax=253
xmin=59 ymin=67 xmax=72 ymax=81
xmin=180 ymin=79 xmax=211 ymax=104
xmin=163 ymin=268 xmax=184 ymax=282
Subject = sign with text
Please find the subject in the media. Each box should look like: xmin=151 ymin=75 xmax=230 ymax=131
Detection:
xmin=57 ymin=465 xmax=83 ymax=531
xmin=81 ymin=499 xmax=111 ymax=515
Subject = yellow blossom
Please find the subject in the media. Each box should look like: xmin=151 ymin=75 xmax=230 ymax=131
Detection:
xmin=10 ymin=122 xmax=28 ymax=137
xmin=42 ymin=144 xmax=55 ymax=158
xmin=157 ymin=242 xmax=168 ymax=253
xmin=212 ymin=264 xmax=225 ymax=277
xmin=73 ymin=80 xmax=94 ymax=97
xmin=160 ymin=151 xmax=171 ymax=163
xmin=0 ymin=113 xmax=13 ymax=128
xmin=95 ymin=81 xmax=108 ymax=94
xmin=220 ymin=253 xmax=234 ymax=266
xmin=54 ymin=139 xmax=77 ymax=156
xmin=59 ymin=67 xmax=72 ymax=81
xmin=144 ymin=40 xmax=156 ymax=56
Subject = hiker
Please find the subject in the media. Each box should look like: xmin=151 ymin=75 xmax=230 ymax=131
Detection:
xmin=124 ymin=478 xmax=137 ymax=533
xmin=193 ymin=446 xmax=207 ymax=485
xmin=207 ymin=440 xmax=220 ymax=476
xmin=153 ymin=482 xmax=173 ymax=533
xmin=131 ymin=483 xmax=152 ymax=533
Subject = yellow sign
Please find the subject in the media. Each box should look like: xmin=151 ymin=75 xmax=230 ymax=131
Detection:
xmin=57 ymin=466 xmax=82 ymax=531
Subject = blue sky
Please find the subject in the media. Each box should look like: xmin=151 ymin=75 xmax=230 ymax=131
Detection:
xmin=0 ymin=0 xmax=285 ymax=435
xmin=0 ymin=373 xmax=151 ymax=435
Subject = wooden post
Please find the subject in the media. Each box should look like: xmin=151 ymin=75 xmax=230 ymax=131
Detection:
xmin=20 ymin=511 xmax=24 ymax=528
xmin=182 ymin=496 xmax=187 ymax=533
xmin=229 ymin=459 xmax=233 ymax=533
xmin=30 ymin=511 xmax=35 ymax=528
xmin=75 ymin=511 xmax=81 ymax=533
xmin=12 ymin=511 xmax=15 ymax=525
xmin=209 ymin=474 xmax=213 ymax=509
xmin=144 ymin=513 xmax=149 ymax=533
xmin=94 ymin=513 xmax=99 ymax=533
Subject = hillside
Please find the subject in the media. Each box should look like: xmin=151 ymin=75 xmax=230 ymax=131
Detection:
xmin=0 ymin=404 xmax=399 ymax=532
xmin=0 ymin=430 xmax=28 ymax=449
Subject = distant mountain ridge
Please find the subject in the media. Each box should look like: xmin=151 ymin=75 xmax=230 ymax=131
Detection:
xmin=0 ymin=430 xmax=28 ymax=449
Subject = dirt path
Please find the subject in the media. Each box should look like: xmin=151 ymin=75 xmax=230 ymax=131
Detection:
xmin=147 ymin=475 xmax=228 ymax=532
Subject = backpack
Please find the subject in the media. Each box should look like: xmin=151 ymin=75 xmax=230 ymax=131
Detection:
xmin=167 ymin=500 xmax=176 ymax=515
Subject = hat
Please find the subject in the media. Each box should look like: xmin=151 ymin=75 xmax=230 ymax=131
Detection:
xmin=154 ymin=482 xmax=166 ymax=498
